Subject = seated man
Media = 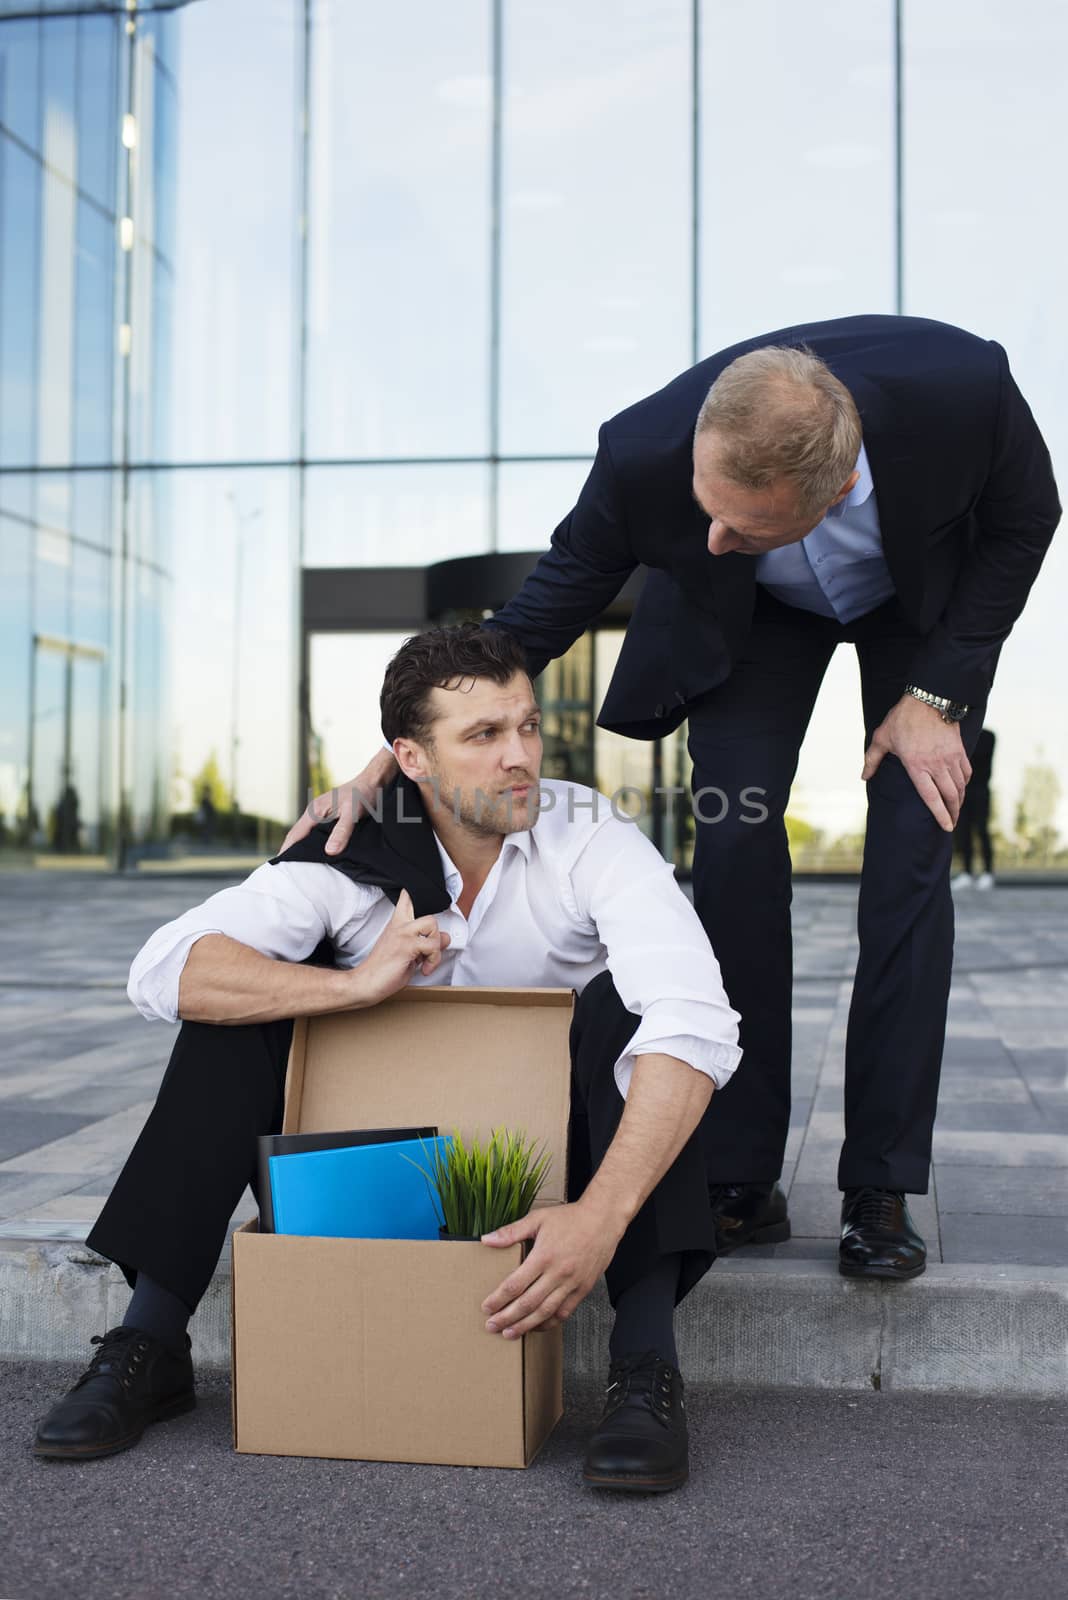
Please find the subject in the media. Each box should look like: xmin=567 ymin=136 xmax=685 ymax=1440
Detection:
xmin=34 ymin=625 xmax=741 ymax=1493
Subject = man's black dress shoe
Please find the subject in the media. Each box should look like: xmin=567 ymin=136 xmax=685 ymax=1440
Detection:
xmin=33 ymin=1325 xmax=195 ymax=1460
xmin=839 ymin=1187 xmax=927 ymax=1280
xmin=709 ymin=1181 xmax=791 ymax=1253
xmin=583 ymin=1350 xmax=689 ymax=1493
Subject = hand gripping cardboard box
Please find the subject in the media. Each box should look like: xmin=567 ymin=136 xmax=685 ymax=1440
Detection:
xmin=232 ymin=986 xmax=574 ymax=1468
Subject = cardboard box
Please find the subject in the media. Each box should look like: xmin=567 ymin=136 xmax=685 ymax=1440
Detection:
xmin=232 ymin=986 xmax=574 ymax=1468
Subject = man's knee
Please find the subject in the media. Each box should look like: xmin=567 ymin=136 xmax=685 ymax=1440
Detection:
xmin=864 ymin=755 xmax=955 ymax=873
xmin=158 ymin=1016 xmax=294 ymax=1102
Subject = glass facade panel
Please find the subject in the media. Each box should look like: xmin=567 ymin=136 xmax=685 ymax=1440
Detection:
xmin=306 ymin=0 xmax=491 ymax=459
xmin=39 ymin=13 xmax=76 ymax=185
xmin=304 ymin=464 xmax=491 ymax=569
xmin=162 ymin=0 xmax=299 ymax=465
xmin=698 ymin=0 xmax=896 ymax=353
xmin=905 ymin=0 xmax=1068 ymax=869
xmin=496 ymin=459 xmax=595 ymax=554
xmin=0 ymin=18 xmax=40 ymax=151
xmin=0 ymin=139 xmax=41 ymax=466
xmin=37 ymin=165 xmax=77 ymax=466
xmin=72 ymin=198 xmax=116 ymax=465
xmin=125 ymin=466 xmax=298 ymax=867
xmin=499 ymin=0 xmax=692 ymax=455
xmin=0 ymin=476 xmax=32 ymax=852
xmin=75 ymin=14 xmax=120 ymax=214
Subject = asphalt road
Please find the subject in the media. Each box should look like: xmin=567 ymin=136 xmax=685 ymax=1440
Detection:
xmin=1 ymin=1363 xmax=1065 ymax=1600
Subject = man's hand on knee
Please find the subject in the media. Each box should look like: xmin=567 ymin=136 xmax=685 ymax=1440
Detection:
xmin=479 ymin=1199 xmax=622 ymax=1338
xmin=862 ymin=694 xmax=972 ymax=830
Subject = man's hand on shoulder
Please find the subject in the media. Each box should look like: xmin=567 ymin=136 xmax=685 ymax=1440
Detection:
xmin=279 ymin=746 xmax=399 ymax=857
xmin=862 ymin=694 xmax=972 ymax=830
xmin=479 ymin=1197 xmax=625 ymax=1338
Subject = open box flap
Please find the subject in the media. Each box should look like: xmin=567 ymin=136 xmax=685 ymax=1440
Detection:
xmin=282 ymin=987 xmax=575 ymax=1204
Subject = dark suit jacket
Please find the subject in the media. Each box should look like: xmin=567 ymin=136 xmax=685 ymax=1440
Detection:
xmin=270 ymin=772 xmax=450 ymax=920
xmin=489 ymin=315 xmax=1061 ymax=739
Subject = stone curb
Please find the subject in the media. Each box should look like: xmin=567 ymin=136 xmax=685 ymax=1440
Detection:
xmin=2 ymin=1237 xmax=1065 ymax=1397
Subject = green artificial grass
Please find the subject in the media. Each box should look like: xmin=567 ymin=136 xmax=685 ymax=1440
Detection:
xmin=405 ymin=1128 xmax=553 ymax=1238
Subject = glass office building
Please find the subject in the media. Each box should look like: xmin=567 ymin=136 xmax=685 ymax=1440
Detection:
xmin=1 ymin=0 xmax=1065 ymax=873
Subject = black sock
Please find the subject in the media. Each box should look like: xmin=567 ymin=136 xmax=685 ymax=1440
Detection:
xmin=123 ymin=1273 xmax=192 ymax=1355
xmin=609 ymin=1252 xmax=682 ymax=1367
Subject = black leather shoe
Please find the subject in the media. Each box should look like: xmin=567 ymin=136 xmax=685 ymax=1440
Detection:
xmin=582 ymin=1351 xmax=688 ymax=1493
xmin=710 ymin=1181 xmax=790 ymax=1253
xmin=33 ymin=1326 xmax=195 ymax=1460
xmin=839 ymin=1188 xmax=927 ymax=1281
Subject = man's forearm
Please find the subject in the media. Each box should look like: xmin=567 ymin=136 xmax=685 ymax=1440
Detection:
xmin=579 ymin=1053 xmax=714 ymax=1236
xmin=177 ymin=933 xmax=365 ymax=1025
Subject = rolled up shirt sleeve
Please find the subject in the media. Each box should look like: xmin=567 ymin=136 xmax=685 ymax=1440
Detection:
xmin=567 ymin=815 xmax=743 ymax=1099
xmin=126 ymin=862 xmax=372 ymax=1023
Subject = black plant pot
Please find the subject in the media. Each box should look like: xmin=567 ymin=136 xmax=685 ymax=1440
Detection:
xmin=438 ymin=1226 xmax=482 ymax=1242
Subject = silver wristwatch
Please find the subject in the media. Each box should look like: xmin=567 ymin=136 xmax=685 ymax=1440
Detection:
xmin=904 ymin=684 xmax=969 ymax=724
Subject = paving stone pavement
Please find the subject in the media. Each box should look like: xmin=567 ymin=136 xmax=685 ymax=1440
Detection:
xmin=0 ymin=872 xmax=1065 ymax=1266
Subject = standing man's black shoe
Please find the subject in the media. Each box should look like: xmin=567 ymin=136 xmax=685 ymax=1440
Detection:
xmin=33 ymin=1326 xmax=195 ymax=1460
xmin=583 ymin=1351 xmax=689 ymax=1493
xmin=839 ymin=1188 xmax=927 ymax=1280
xmin=709 ymin=1181 xmax=790 ymax=1253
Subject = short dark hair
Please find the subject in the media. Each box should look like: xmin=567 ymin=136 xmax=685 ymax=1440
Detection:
xmin=380 ymin=624 xmax=531 ymax=745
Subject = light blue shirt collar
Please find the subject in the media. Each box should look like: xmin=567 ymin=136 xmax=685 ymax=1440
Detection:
xmin=826 ymin=441 xmax=874 ymax=517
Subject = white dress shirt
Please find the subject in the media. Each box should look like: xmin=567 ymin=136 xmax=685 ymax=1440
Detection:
xmin=128 ymin=779 xmax=742 ymax=1100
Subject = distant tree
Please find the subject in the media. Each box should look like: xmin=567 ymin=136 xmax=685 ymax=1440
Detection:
xmin=190 ymin=751 xmax=232 ymax=812
xmin=785 ymin=812 xmax=824 ymax=855
xmin=1014 ymin=757 xmax=1062 ymax=863
xmin=307 ymin=732 xmax=335 ymax=801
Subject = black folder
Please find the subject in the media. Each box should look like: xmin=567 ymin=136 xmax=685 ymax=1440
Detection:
xmin=255 ymin=1126 xmax=437 ymax=1233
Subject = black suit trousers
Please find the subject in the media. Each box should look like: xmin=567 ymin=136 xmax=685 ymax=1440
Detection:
xmin=687 ymin=589 xmax=987 ymax=1193
xmin=87 ymin=970 xmax=716 ymax=1315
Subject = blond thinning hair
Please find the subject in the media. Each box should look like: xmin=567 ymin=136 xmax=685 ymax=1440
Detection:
xmin=693 ymin=345 xmax=862 ymax=517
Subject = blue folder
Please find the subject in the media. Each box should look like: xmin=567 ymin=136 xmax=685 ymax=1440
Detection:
xmin=268 ymin=1135 xmax=451 ymax=1240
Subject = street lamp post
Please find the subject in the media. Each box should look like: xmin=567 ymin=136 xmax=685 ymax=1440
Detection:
xmin=226 ymin=494 xmax=261 ymax=846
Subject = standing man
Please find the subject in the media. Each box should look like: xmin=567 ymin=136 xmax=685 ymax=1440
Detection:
xmin=953 ymin=727 xmax=997 ymax=890
xmin=289 ymin=316 xmax=1060 ymax=1281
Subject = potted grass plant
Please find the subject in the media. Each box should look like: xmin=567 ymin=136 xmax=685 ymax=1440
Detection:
xmin=406 ymin=1128 xmax=553 ymax=1241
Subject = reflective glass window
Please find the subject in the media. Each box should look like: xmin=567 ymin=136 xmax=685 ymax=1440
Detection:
xmin=0 ymin=19 xmax=41 ymax=152
xmin=37 ymin=165 xmax=76 ymax=467
xmin=75 ymin=14 xmax=119 ymax=214
xmin=70 ymin=471 xmax=115 ymax=650
xmin=698 ymin=0 xmax=895 ymax=353
xmin=0 ymin=477 xmax=33 ymax=849
xmin=73 ymin=199 xmax=116 ymax=465
xmin=32 ymin=468 xmax=72 ymax=645
xmin=159 ymin=0 xmax=299 ymax=465
xmin=0 ymin=139 xmax=40 ymax=466
xmin=303 ymin=464 xmax=491 ymax=569
xmin=126 ymin=467 xmax=298 ymax=862
xmin=39 ymin=14 xmax=76 ymax=185
xmin=499 ymin=0 xmax=692 ymax=455
xmin=496 ymin=460 xmax=595 ymax=554
xmin=905 ymin=0 xmax=1068 ymax=868
xmin=305 ymin=0 xmax=492 ymax=459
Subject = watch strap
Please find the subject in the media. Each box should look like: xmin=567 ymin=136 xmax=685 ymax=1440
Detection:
xmin=904 ymin=684 xmax=969 ymax=723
